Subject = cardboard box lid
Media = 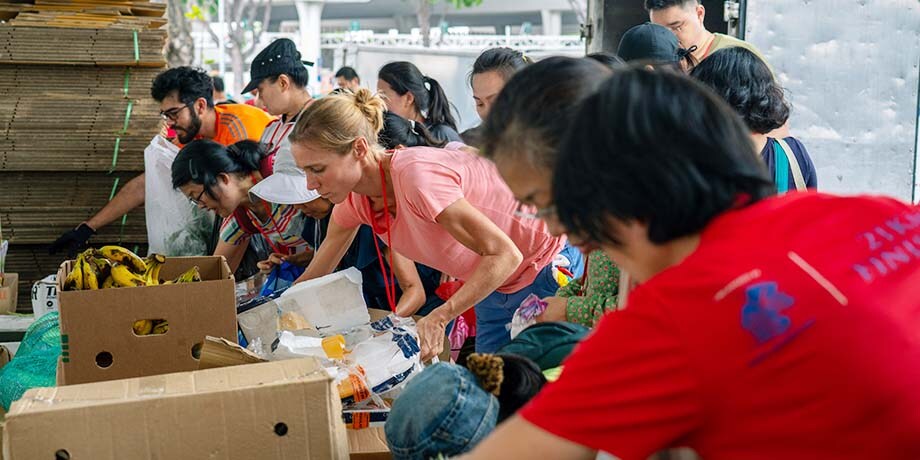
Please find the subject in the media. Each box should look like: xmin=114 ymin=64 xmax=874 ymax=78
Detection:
xmin=198 ymin=335 xmax=268 ymax=370
xmin=10 ymin=358 xmax=328 ymax=416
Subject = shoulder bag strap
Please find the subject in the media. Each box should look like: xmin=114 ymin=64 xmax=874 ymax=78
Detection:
xmin=776 ymin=138 xmax=807 ymax=191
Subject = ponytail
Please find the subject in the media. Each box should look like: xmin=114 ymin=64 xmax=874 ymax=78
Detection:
xmin=378 ymin=61 xmax=459 ymax=130
xmin=380 ymin=111 xmax=446 ymax=149
xmin=422 ymin=75 xmax=458 ymax=130
xmin=466 ymin=353 xmax=546 ymax=423
xmin=171 ymin=139 xmax=267 ymax=196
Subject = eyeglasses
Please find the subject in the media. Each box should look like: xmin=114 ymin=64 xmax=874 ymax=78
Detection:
xmin=514 ymin=204 xmax=556 ymax=220
xmin=160 ymin=102 xmax=193 ymax=122
xmin=188 ymin=188 xmax=207 ymax=205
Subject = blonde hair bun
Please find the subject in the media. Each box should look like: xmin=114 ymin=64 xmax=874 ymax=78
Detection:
xmin=351 ymin=88 xmax=386 ymax=134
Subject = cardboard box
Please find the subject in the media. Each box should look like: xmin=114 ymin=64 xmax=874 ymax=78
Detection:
xmin=348 ymin=427 xmax=390 ymax=460
xmin=197 ymin=337 xmax=392 ymax=459
xmin=56 ymin=256 xmax=237 ymax=385
xmin=0 ymin=273 xmax=19 ymax=314
xmin=3 ymin=358 xmax=350 ymax=460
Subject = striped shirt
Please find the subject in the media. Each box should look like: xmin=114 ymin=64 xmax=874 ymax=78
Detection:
xmin=219 ymin=203 xmax=308 ymax=253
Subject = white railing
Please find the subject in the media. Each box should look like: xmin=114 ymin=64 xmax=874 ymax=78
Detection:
xmin=320 ymin=31 xmax=585 ymax=51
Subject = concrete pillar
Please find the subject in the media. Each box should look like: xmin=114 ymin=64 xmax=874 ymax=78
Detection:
xmin=585 ymin=0 xmax=649 ymax=53
xmin=294 ymin=0 xmax=324 ymax=67
xmin=540 ymin=9 xmax=563 ymax=36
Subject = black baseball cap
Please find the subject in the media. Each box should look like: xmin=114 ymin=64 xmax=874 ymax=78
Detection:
xmin=617 ymin=22 xmax=681 ymax=63
xmin=242 ymin=38 xmax=314 ymax=94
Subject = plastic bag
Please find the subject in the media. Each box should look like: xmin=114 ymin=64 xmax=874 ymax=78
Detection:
xmin=436 ymin=281 xmax=477 ymax=361
xmin=339 ymin=322 xmax=422 ymax=408
xmin=260 ymin=261 xmax=305 ymax=297
xmin=509 ymin=294 xmax=548 ymax=339
xmin=0 ymin=312 xmax=61 ymax=410
xmin=144 ymin=135 xmax=215 ymax=256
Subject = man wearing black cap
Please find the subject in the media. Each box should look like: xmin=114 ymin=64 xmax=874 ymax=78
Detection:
xmin=616 ymin=22 xmax=697 ymax=69
xmin=646 ymin=0 xmax=767 ymax=65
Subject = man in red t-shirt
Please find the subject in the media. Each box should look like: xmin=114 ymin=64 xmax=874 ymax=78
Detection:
xmin=466 ymin=69 xmax=920 ymax=459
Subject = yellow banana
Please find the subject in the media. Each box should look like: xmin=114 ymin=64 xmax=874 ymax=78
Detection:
xmin=80 ymin=255 xmax=99 ymax=290
xmin=133 ymin=319 xmax=153 ymax=335
xmin=111 ymin=264 xmax=148 ymax=288
xmin=171 ymin=266 xmax=201 ymax=284
xmin=99 ymin=245 xmax=147 ymax=274
xmin=151 ymin=320 xmax=169 ymax=335
xmin=101 ymin=276 xmax=116 ymax=289
xmin=89 ymin=255 xmax=112 ymax=280
xmin=63 ymin=259 xmax=84 ymax=291
xmin=143 ymin=254 xmax=166 ymax=286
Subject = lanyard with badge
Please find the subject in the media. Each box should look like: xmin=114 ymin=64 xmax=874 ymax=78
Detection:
xmin=364 ymin=155 xmax=398 ymax=313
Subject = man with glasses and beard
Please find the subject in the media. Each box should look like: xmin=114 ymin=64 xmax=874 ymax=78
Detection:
xmin=50 ymin=67 xmax=273 ymax=270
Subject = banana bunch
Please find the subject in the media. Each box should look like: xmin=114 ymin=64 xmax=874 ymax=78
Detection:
xmin=133 ymin=318 xmax=170 ymax=336
xmin=63 ymin=246 xmax=201 ymax=292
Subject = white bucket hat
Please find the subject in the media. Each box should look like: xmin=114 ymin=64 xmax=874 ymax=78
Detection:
xmin=249 ymin=148 xmax=321 ymax=205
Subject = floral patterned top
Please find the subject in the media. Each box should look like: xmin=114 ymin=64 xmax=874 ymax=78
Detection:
xmin=556 ymin=250 xmax=620 ymax=328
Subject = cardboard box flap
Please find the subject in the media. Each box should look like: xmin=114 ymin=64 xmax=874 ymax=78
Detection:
xmin=198 ymin=335 xmax=268 ymax=370
xmin=9 ymin=358 xmax=328 ymax=416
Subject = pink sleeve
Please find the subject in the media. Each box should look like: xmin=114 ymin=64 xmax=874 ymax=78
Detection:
xmin=331 ymin=193 xmax=364 ymax=229
xmin=398 ymin=160 xmax=464 ymax=221
xmin=519 ymin=299 xmax=702 ymax=460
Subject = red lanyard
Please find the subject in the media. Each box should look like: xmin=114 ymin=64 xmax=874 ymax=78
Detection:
xmin=245 ymin=173 xmax=289 ymax=255
xmin=365 ymin=161 xmax=397 ymax=313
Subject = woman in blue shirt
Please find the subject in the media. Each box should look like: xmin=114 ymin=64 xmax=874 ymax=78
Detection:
xmin=691 ymin=47 xmax=818 ymax=193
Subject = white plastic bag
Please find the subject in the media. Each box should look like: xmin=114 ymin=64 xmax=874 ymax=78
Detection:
xmin=30 ymin=275 xmax=58 ymax=317
xmin=277 ymin=268 xmax=370 ymax=333
xmin=144 ymin=135 xmax=215 ymax=256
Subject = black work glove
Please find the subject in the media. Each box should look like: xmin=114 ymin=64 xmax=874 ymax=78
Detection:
xmin=49 ymin=223 xmax=96 ymax=258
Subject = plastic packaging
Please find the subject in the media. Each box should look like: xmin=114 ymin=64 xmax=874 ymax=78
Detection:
xmin=30 ymin=274 xmax=58 ymax=317
xmin=509 ymin=294 xmax=548 ymax=339
xmin=0 ymin=312 xmax=61 ymax=410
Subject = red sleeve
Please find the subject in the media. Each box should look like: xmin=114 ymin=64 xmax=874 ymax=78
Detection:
xmin=519 ymin=295 xmax=703 ymax=460
xmin=396 ymin=158 xmax=464 ymax=222
xmin=331 ymin=193 xmax=365 ymax=229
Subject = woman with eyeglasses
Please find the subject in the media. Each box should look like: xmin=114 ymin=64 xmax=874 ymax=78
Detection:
xmin=171 ymin=139 xmax=309 ymax=272
xmin=288 ymin=89 xmax=583 ymax=359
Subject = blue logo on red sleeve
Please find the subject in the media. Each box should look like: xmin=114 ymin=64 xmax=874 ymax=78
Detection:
xmin=741 ymin=282 xmax=795 ymax=343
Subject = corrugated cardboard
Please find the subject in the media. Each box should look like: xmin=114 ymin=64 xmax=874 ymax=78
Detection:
xmin=3 ymin=358 xmax=350 ymax=460
xmin=348 ymin=427 xmax=391 ymax=460
xmin=0 ymin=273 xmax=18 ymax=314
xmin=196 ymin=335 xmax=393 ymax=459
xmin=198 ymin=336 xmax=267 ymax=370
xmin=56 ymin=256 xmax=237 ymax=385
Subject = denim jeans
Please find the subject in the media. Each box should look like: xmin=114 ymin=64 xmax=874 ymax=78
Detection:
xmin=474 ymin=243 xmax=585 ymax=353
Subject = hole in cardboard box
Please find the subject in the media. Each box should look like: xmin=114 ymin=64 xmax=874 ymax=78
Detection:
xmin=54 ymin=449 xmax=71 ymax=460
xmin=191 ymin=342 xmax=203 ymax=360
xmin=274 ymin=422 xmax=288 ymax=436
xmin=132 ymin=319 xmax=168 ymax=337
xmin=95 ymin=351 xmax=113 ymax=368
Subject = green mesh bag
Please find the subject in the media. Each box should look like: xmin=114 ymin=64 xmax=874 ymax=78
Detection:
xmin=0 ymin=312 xmax=61 ymax=411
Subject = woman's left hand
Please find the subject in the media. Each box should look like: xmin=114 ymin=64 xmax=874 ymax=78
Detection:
xmin=537 ymin=296 xmax=568 ymax=323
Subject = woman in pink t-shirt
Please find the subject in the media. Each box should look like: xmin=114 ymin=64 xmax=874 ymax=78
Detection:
xmin=289 ymin=89 xmax=581 ymax=359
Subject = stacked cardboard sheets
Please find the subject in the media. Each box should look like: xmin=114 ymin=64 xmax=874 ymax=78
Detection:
xmin=1 ymin=0 xmax=166 ymax=311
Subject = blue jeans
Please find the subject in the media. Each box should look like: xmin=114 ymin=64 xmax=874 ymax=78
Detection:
xmin=474 ymin=244 xmax=584 ymax=353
